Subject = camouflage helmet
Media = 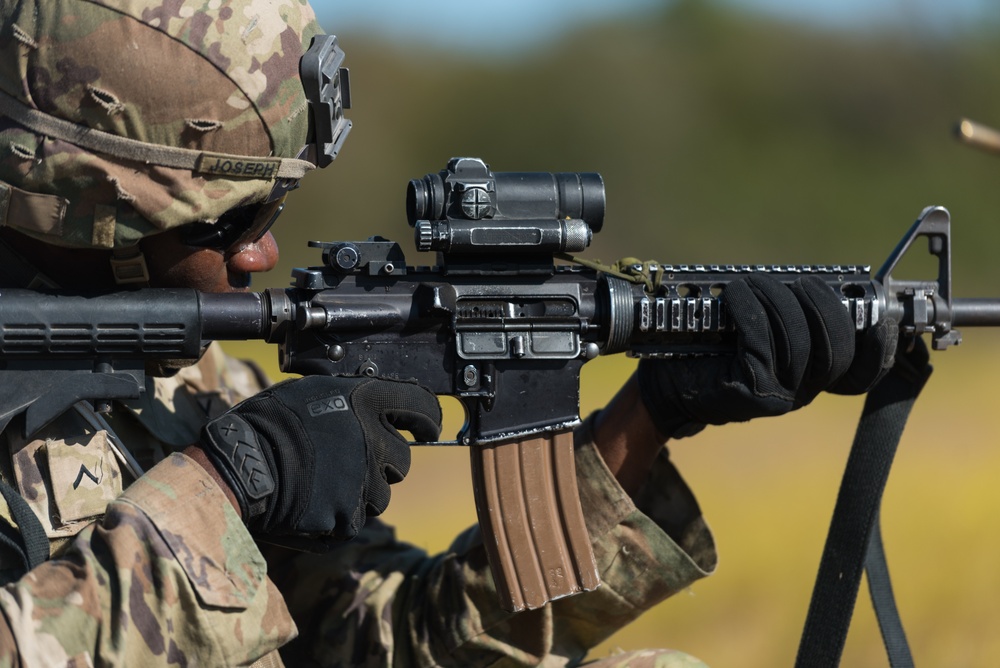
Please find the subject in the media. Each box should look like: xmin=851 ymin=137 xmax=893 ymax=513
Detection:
xmin=0 ymin=0 xmax=350 ymax=268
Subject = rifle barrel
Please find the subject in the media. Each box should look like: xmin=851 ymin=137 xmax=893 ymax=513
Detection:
xmin=951 ymin=298 xmax=1000 ymax=327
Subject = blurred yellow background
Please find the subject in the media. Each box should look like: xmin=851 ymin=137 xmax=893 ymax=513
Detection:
xmin=227 ymin=1 xmax=1000 ymax=664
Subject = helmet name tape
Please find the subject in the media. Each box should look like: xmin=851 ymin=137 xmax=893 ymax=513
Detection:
xmin=195 ymin=154 xmax=283 ymax=179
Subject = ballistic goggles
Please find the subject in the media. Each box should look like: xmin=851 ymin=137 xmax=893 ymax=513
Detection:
xmin=178 ymin=197 xmax=286 ymax=250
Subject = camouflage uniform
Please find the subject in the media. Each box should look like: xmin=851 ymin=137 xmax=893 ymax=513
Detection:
xmin=0 ymin=343 xmax=717 ymax=666
xmin=0 ymin=345 xmax=297 ymax=666
xmin=0 ymin=0 xmax=718 ymax=665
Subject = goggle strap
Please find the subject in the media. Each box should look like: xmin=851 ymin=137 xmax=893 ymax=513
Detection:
xmin=0 ymin=90 xmax=315 ymax=180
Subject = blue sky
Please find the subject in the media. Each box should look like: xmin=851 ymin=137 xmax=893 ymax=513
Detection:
xmin=314 ymin=0 xmax=996 ymax=53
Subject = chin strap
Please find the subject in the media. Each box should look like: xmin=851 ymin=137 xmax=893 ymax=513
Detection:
xmin=110 ymin=245 xmax=150 ymax=286
xmin=95 ymin=204 xmax=150 ymax=286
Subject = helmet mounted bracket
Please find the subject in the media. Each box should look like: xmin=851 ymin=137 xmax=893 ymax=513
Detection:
xmin=300 ymin=34 xmax=353 ymax=168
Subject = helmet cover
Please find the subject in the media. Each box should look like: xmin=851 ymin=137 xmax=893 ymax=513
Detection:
xmin=0 ymin=0 xmax=323 ymax=249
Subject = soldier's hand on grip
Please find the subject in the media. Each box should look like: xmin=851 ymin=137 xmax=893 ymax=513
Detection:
xmin=637 ymin=274 xmax=898 ymax=440
xmin=197 ymin=375 xmax=441 ymax=540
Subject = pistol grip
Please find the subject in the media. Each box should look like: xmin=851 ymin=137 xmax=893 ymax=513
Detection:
xmin=470 ymin=429 xmax=600 ymax=612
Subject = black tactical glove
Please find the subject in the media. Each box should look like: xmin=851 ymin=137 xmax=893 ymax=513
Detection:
xmin=637 ymin=274 xmax=898 ymax=440
xmin=198 ymin=375 xmax=441 ymax=540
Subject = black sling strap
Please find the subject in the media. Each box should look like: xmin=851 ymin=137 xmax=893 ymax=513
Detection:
xmin=795 ymin=344 xmax=931 ymax=667
xmin=866 ymin=510 xmax=915 ymax=667
xmin=0 ymin=479 xmax=49 ymax=574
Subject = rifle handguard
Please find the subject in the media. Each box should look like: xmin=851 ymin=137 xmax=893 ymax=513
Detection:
xmin=470 ymin=429 xmax=600 ymax=612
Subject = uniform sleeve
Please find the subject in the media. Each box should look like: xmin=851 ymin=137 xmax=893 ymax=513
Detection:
xmin=270 ymin=416 xmax=717 ymax=668
xmin=0 ymin=453 xmax=295 ymax=667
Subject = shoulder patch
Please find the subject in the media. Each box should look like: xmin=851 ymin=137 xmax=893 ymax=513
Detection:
xmin=11 ymin=429 xmax=124 ymax=538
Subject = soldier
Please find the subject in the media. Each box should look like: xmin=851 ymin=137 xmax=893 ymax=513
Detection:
xmin=0 ymin=1 xmax=896 ymax=665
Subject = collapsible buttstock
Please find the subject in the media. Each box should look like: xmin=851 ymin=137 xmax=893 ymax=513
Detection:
xmin=470 ymin=429 xmax=600 ymax=612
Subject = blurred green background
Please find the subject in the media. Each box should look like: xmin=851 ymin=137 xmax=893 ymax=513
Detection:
xmin=225 ymin=0 xmax=1000 ymax=664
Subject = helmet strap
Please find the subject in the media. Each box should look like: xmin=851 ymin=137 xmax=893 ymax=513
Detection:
xmin=110 ymin=245 xmax=150 ymax=286
xmin=92 ymin=203 xmax=150 ymax=286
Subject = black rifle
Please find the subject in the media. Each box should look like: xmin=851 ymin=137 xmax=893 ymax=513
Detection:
xmin=1 ymin=156 xmax=998 ymax=611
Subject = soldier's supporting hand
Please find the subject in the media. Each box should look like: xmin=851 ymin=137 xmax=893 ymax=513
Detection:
xmin=638 ymin=274 xmax=898 ymax=440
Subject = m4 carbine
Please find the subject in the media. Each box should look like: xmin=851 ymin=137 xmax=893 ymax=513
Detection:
xmin=1 ymin=157 xmax=998 ymax=612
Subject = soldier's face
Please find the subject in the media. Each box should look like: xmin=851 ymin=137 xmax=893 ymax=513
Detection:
xmin=140 ymin=228 xmax=279 ymax=293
